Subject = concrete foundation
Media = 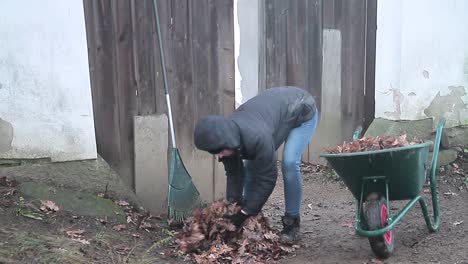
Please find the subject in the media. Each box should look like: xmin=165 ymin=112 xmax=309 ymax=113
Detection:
xmin=134 ymin=114 xmax=169 ymax=214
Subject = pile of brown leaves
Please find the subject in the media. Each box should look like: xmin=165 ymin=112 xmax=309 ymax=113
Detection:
xmin=325 ymin=134 xmax=422 ymax=154
xmin=174 ymin=200 xmax=296 ymax=264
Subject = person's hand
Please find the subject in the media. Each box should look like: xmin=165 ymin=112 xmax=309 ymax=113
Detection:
xmin=223 ymin=210 xmax=249 ymax=228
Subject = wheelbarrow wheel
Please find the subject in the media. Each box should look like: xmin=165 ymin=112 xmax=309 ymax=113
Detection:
xmin=364 ymin=192 xmax=394 ymax=259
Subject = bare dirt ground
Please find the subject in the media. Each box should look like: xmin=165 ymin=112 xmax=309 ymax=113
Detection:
xmin=0 ymin=152 xmax=467 ymax=264
xmin=264 ymin=153 xmax=468 ymax=264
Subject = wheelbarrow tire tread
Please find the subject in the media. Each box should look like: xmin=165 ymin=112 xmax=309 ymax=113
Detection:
xmin=364 ymin=193 xmax=394 ymax=259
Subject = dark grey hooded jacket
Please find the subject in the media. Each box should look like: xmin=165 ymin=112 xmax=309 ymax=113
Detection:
xmin=194 ymin=86 xmax=318 ymax=215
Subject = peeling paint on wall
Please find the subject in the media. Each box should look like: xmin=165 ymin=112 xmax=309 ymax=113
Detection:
xmin=0 ymin=118 xmax=14 ymax=153
xmin=375 ymin=1 xmax=468 ymax=127
xmin=384 ymin=88 xmax=403 ymax=119
xmin=424 ymin=86 xmax=467 ymax=125
xmin=423 ymin=70 xmax=430 ymax=79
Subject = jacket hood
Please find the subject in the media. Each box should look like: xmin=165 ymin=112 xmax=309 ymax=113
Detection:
xmin=194 ymin=115 xmax=240 ymax=154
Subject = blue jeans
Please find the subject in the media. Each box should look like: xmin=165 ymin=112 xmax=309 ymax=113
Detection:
xmin=243 ymin=112 xmax=318 ymax=217
xmin=282 ymin=112 xmax=318 ymax=217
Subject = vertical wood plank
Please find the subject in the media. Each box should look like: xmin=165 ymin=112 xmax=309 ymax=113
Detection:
xmin=191 ymin=0 xmax=215 ymax=119
xmin=305 ymin=0 xmax=323 ymax=111
xmin=338 ymin=0 xmax=366 ymax=140
xmin=264 ymin=0 xmax=288 ymax=89
xmin=171 ymin=0 xmax=192 ymax=150
xmin=262 ymin=0 xmax=274 ymax=91
xmin=88 ymin=0 xmax=122 ymax=173
xmin=258 ymin=0 xmax=267 ymax=91
xmin=214 ymin=0 xmax=235 ymax=116
xmin=132 ymin=0 xmax=157 ymax=116
xmin=305 ymin=0 xmax=323 ymax=163
xmin=286 ymin=0 xmax=306 ymax=88
xmin=322 ymin=0 xmax=336 ymax=29
xmin=152 ymin=0 xmax=172 ymax=116
xmin=112 ymin=0 xmax=137 ymax=188
xmin=212 ymin=0 xmax=235 ymax=199
xmin=273 ymin=0 xmax=288 ymax=88
xmin=364 ymin=0 xmax=377 ymax=131
xmin=189 ymin=0 xmax=216 ymax=201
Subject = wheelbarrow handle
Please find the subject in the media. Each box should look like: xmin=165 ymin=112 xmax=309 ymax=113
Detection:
xmin=430 ymin=118 xmax=446 ymax=175
xmin=353 ymin=125 xmax=363 ymax=141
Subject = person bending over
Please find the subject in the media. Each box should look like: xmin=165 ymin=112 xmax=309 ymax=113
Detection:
xmin=193 ymin=86 xmax=319 ymax=243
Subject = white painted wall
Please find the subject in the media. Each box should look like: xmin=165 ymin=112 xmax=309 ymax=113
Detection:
xmin=234 ymin=0 xmax=260 ymax=107
xmin=0 ymin=0 xmax=97 ymax=161
xmin=375 ymin=0 xmax=468 ymax=127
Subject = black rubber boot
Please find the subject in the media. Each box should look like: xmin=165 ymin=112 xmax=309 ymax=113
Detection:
xmin=280 ymin=215 xmax=301 ymax=244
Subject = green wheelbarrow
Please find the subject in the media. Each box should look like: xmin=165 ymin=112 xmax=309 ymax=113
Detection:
xmin=319 ymin=119 xmax=445 ymax=259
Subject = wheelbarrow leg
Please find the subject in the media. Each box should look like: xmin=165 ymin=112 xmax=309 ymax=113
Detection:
xmin=420 ymin=119 xmax=445 ymax=232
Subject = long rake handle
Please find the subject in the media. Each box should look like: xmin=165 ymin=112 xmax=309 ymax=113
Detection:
xmin=153 ymin=0 xmax=176 ymax=148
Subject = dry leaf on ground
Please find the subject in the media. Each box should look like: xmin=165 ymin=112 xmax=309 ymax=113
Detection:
xmin=369 ymin=259 xmax=384 ymax=264
xmin=444 ymin=191 xmax=457 ymax=196
xmin=116 ymin=200 xmax=130 ymax=207
xmin=72 ymin=238 xmax=91 ymax=245
xmin=113 ymin=244 xmax=131 ymax=255
xmin=341 ymin=220 xmax=354 ymax=228
xmin=113 ymin=224 xmax=127 ymax=231
xmin=140 ymin=222 xmax=156 ymax=230
xmin=4 ymin=188 xmax=16 ymax=196
xmin=40 ymin=200 xmax=59 ymax=212
xmin=66 ymin=229 xmax=85 ymax=238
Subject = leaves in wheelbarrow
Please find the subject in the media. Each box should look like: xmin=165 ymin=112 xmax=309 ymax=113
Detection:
xmin=325 ymin=134 xmax=422 ymax=154
xmin=173 ymin=200 xmax=297 ymax=263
